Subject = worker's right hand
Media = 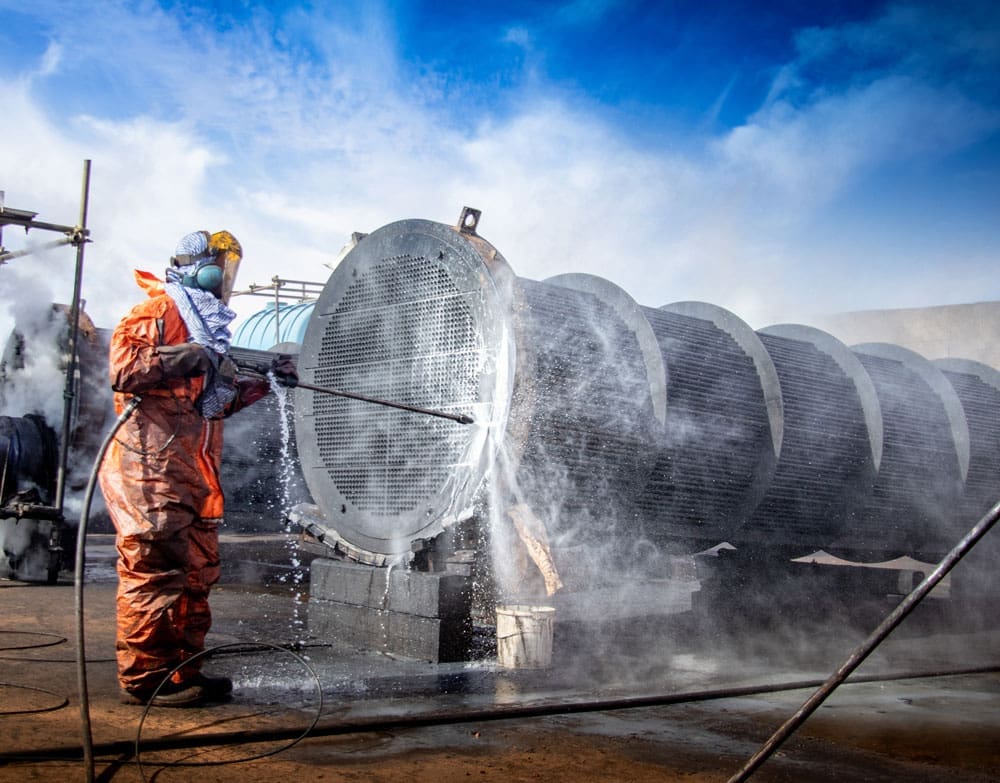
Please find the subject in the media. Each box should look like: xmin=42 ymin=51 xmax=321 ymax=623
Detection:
xmin=158 ymin=343 xmax=213 ymax=378
xmin=270 ymin=354 xmax=299 ymax=387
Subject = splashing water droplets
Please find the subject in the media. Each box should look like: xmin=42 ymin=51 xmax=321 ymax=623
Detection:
xmin=268 ymin=373 xmax=296 ymax=522
xmin=268 ymin=372 xmax=307 ymax=642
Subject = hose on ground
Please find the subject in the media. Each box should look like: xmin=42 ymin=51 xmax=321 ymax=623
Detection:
xmin=133 ymin=640 xmax=323 ymax=781
xmin=74 ymin=395 xmax=142 ymax=783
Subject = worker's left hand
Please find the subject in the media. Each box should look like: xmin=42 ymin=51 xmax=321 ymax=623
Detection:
xmin=270 ymin=354 xmax=299 ymax=387
xmin=158 ymin=343 xmax=212 ymax=378
xmin=217 ymin=355 xmax=238 ymax=386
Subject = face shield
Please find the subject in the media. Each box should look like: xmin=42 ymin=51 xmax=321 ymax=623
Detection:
xmin=207 ymin=231 xmax=242 ymax=304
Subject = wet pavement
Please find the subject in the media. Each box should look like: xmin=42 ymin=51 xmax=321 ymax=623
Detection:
xmin=1 ymin=533 xmax=999 ymax=782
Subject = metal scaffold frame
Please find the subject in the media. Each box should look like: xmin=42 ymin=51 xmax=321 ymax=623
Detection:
xmin=231 ymin=275 xmax=325 ymax=349
xmin=0 ymin=161 xmax=93 ymax=549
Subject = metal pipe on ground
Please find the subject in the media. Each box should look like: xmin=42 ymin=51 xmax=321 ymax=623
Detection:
xmin=0 ymin=665 xmax=996 ymax=764
xmin=727 ymin=496 xmax=1000 ymax=783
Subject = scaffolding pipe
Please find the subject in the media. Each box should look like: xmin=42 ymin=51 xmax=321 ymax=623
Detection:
xmin=273 ymin=276 xmax=281 ymax=347
xmin=0 ymin=237 xmax=75 ymax=264
xmin=53 ymin=159 xmax=92 ymax=518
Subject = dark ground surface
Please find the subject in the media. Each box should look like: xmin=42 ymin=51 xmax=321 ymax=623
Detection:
xmin=1 ymin=533 xmax=999 ymax=782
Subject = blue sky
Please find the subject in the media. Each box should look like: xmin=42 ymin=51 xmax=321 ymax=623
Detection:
xmin=0 ymin=0 xmax=998 ymax=339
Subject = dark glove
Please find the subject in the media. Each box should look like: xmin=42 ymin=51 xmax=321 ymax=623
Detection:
xmin=158 ymin=343 xmax=212 ymax=378
xmin=214 ymin=355 xmax=238 ymax=398
xmin=217 ymin=355 xmax=238 ymax=384
xmin=270 ymin=354 xmax=299 ymax=387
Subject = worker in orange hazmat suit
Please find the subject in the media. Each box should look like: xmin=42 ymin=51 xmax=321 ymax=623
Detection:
xmin=99 ymin=230 xmax=297 ymax=707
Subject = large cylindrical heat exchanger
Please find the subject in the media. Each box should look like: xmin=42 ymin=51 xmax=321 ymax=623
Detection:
xmin=294 ymin=214 xmax=995 ymax=565
xmin=1 ymin=216 xmax=990 ymax=572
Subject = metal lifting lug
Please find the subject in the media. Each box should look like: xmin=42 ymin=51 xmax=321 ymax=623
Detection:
xmin=456 ymin=206 xmax=481 ymax=235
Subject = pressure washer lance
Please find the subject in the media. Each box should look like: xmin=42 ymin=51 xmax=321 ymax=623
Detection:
xmin=233 ymin=358 xmax=475 ymax=425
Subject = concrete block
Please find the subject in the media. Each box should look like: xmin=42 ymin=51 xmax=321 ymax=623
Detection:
xmin=310 ymin=558 xmax=381 ymax=606
xmin=310 ymin=558 xmax=471 ymax=618
xmin=308 ymin=597 xmax=473 ymax=662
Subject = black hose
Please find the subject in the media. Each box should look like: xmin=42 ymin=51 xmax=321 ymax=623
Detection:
xmin=74 ymin=395 xmax=142 ymax=783
xmin=0 ymin=682 xmax=69 ymax=715
xmin=0 ymin=629 xmax=67 ymax=651
xmin=133 ymin=641 xmax=323 ymax=779
xmin=728 ymin=496 xmax=1000 ymax=783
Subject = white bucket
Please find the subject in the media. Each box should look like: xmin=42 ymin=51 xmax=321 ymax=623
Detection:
xmin=496 ymin=604 xmax=555 ymax=669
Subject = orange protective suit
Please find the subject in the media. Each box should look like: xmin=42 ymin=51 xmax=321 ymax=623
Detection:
xmin=99 ymin=271 xmax=269 ymax=695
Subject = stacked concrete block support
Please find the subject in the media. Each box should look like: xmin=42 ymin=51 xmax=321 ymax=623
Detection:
xmin=308 ymin=558 xmax=473 ymax=662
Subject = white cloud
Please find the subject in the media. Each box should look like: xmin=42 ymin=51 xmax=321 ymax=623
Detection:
xmin=718 ymin=75 xmax=1000 ymax=213
xmin=1 ymin=0 xmax=998 ymax=350
xmin=0 ymin=72 xmax=231 ymax=331
xmin=792 ymin=0 xmax=1000 ymax=83
xmin=37 ymin=42 xmax=62 ymax=77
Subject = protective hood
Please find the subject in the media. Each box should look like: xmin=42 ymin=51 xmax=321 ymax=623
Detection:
xmin=168 ymin=230 xmax=242 ymax=304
